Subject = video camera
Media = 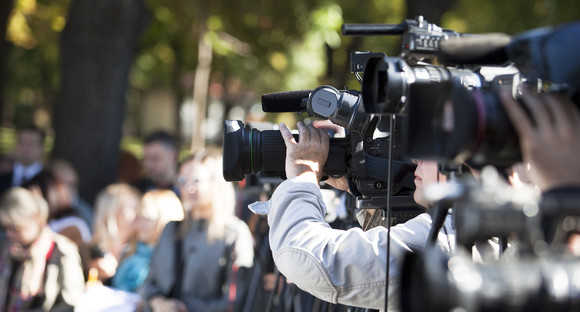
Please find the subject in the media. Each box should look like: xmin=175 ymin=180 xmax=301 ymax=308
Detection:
xmin=401 ymin=166 xmax=580 ymax=312
xmin=345 ymin=17 xmax=580 ymax=312
xmin=223 ymin=99 xmax=420 ymax=215
xmin=351 ymin=16 xmax=580 ymax=169
xmin=222 ymin=44 xmax=422 ymax=219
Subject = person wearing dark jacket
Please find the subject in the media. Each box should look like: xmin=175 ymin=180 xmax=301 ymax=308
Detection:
xmin=0 ymin=126 xmax=45 ymax=195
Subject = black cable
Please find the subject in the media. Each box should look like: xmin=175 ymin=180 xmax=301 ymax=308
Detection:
xmin=266 ymin=268 xmax=281 ymax=312
xmin=384 ymin=114 xmax=395 ymax=312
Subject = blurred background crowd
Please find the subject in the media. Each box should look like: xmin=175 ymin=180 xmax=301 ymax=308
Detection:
xmin=0 ymin=0 xmax=579 ymax=311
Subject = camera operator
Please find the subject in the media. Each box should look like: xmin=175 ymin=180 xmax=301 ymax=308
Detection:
xmin=267 ymin=121 xmax=457 ymax=311
xmin=266 ymin=87 xmax=580 ymax=311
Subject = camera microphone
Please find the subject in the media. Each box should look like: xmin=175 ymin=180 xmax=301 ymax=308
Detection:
xmin=261 ymin=90 xmax=312 ymax=112
xmin=437 ymin=34 xmax=511 ymax=65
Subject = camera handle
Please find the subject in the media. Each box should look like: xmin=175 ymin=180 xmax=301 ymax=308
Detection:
xmin=383 ymin=114 xmax=396 ymax=312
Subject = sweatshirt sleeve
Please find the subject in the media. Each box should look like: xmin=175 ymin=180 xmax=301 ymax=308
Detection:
xmin=267 ymin=177 xmax=436 ymax=310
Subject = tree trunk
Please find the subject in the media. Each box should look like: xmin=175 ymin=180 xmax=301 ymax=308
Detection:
xmin=190 ymin=27 xmax=212 ymax=152
xmin=0 ymin=0 xmax=15 ymax=126
xmin=53 ymin=0 xmax=148 ymax=203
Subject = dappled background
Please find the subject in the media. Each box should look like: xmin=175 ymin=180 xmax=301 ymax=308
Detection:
xmin=0 ymin=0 xmax=579 ymax=202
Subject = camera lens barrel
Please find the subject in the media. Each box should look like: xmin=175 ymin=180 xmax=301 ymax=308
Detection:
xmin=259 ymin=130 xmax=288 ymax=177
xmin=361 ymin=56 xmax=484 ymax=116
xmin=223 ymin=120 xmax=347 ymax=182
xmin=404 ymin=77 xmax=521 ymax=168
xmin=362 ymin=56 xmax=413 ymax=115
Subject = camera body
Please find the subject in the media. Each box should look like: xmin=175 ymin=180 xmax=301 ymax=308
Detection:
xmin=357 ymin=17 xmax=579 ymax=169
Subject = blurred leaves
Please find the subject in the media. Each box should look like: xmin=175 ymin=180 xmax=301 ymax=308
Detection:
xmin=3 ymin=0 xmax=580 ymax=128
xmin=4 ymin=0 xmax=70 ymax=127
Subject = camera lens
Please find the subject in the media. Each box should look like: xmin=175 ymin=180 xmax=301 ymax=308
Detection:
xmin=362 ymin=56 xmax=413 ymax=115
xmin=405 ymin=80 xmax=521 ymax=169
xmin=223 ymin=120 xmax=347 ymax=182
xmin=441 ymin=81 xmax=521 ymax=168
xmin=223 ymin=120 xmax=288 ymax=181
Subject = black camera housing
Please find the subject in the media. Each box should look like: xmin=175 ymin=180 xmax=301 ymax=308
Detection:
xmin=223 ymin=119 xmax=419 ymax=213
xmin=350 ymin=17 xmax=580 ymax=169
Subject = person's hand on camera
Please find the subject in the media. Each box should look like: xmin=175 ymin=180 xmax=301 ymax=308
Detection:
xmin=310 ymin=120 xmax=350 ymax=191
xmin=501 ymin=89 xmax=580 ymax=192
xmin=311 ymin=119 xmax=346 ymax=138
xmin=279 ymin=122 xmax=329 ymax=183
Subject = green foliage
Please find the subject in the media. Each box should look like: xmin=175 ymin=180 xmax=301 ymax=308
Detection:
xmin=4 ymin=0 xmax=71 ymax=126
xmin=3 ymin=0 xmax=580 ymax=131
xmin=442 ymin=0 xmax=580 ymax=34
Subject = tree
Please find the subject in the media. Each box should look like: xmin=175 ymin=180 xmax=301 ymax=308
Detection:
xmin=52 ymin=0 xmax=149 ymax=202
xmin=0 ymin=0 xmax=15 ymax=125
xmin=2 ymin=0 xmax=579 ymax=205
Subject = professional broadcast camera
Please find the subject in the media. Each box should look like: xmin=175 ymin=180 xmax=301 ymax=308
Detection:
xmin=346 ymin=18 xmax=580 ymax=312
xmin=352 ymin=16 xmax=580 ymax=169
xmin=223 ymin=54 xmax=422 ymax=220
xmin=341 ymin=16 xmax=580 ymax=311
xmin=400 ymin=166 xmax=580 ymax=312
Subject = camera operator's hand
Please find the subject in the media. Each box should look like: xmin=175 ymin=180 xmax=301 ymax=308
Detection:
xmin=501 ymin=89 xmax=580 ymax=192
xmin=311 ymin=120 xmax=349 ymax=192
xmin=279 ymin=122 xmax=329 ymax=183
xmin=311 ymin=119 xmax=346 ymax=138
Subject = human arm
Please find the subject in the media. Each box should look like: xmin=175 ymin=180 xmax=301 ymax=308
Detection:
xmin=87 ymin=248 xmax=118 ymax=283
xmin=268 ymin=175 xmax=445 ymax=310
xmin=269 ymin=122 xmax=446 ymax=310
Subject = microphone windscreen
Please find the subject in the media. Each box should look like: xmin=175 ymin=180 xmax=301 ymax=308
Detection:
xmin=261 ymin=90 xmax=312 ymax=112
xmin=438 ymin=34 xmax=511 ymax=65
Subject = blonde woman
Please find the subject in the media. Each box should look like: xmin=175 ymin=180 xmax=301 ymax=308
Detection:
xmin=0 ymin=187 xmax=85 ymax=310
xmin=89 ymin=183 xmax=141 ymax=284
xmin=112 ymin=189 xmax=184 ymax=293
xmin=142 ymin=148 xmax=254 ymax=312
